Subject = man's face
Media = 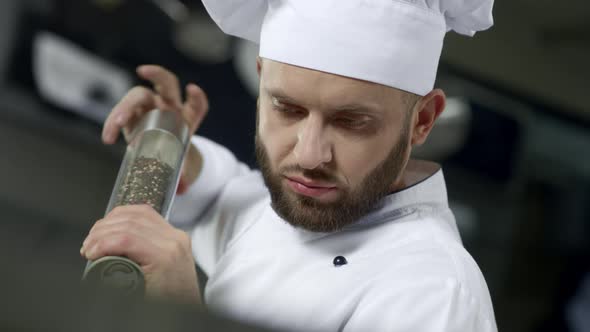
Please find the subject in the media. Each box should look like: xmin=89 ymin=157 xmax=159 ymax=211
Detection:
xmin=256 ymin=59 xmax=414 ymax=232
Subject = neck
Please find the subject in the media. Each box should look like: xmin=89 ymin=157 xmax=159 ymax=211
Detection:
xmin=390 ymin=159 xmax=440 ymax=192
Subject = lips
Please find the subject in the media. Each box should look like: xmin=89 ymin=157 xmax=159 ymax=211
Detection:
xmin=284 ymin=176 xmax=338 ymax=198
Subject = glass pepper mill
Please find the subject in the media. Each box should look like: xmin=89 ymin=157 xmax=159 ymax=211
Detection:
xmin=82 ymin=109 xmax=191 ymax=297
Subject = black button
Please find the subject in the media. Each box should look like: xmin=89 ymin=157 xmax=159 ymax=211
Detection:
xmin=333 ymin=256 xmax=348 ymax=267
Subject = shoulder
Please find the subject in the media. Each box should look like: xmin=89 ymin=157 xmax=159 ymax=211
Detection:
xmin=343 ymin=213 xmax=497 ymax=331
xmin=345 ymin=274 xmax=497 ymax=332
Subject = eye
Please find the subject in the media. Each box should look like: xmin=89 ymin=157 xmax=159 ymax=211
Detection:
xmin=333 ymin=116 xmax=371 ymax=130
xmin=273 ymin=104 xmax=300 ymax=115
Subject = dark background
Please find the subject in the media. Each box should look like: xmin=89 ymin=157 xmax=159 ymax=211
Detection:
xmin=0 ymin=1 xmax=589 ymax=331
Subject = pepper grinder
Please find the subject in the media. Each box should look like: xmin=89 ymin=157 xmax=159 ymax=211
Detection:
xmin=82 ymin=109 xmax=191 ymax=297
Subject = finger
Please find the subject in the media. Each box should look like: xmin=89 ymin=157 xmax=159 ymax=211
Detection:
xmin=103 ymin=86 xmax=155 ymax=144
xmin=183 ymin=83 xmax=209 ymax=133
xmin=105 ymin=205 xmax=168 ymax=232
xmin=84 ymin=231 xmax=154 ymax=265
xmin=107 ymin=204 xmax=161 ymax=221
xmin=137 ymin=65 xmax=182 ymax=109
xmin=84 ymin=222 xmax=134 ymax=255
xmin=84 ymin=219 xmax=159 ymax=255
xmin=83 ymin=206 xmax=173 ymax=256
xmin=176 ymin=178 xmax=188 ymax=195
xmin=87 ymin=214 xmax=150 ymax=237
xmin=82 ymin=215 xmax=108 ymax=249
xmin=101 ymin=211 xmax=166 ymax=235
xmin=85 ymin=206 xmax=152 ymax=243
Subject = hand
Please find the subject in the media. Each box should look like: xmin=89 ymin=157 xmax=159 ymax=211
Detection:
xmin=102 ymin=65 xmax=209 ymax=194
xmin=81 ymin=205 xmax=201 ymax=304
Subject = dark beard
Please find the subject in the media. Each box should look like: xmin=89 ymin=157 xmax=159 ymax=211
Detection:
xmin=255 ymin=117 xmax=411 ymax=233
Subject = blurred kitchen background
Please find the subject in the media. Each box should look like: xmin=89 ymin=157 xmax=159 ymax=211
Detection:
xmin=0 ymin=0 xmax=588 ymax=331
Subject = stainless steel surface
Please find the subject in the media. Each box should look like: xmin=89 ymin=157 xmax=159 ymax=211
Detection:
xmin=82 ymin=256 xmax=145 ymax=296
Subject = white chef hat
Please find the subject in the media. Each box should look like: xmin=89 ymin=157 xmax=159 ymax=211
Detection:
xmin=202 ymin=0 xmax=494 ymax=96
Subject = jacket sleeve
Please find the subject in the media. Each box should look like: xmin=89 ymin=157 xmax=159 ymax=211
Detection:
xmin=168 ymin=135 xmax=251 ymax=229
xmin=343 ymin=277 xmax=497 ymax=332
xmin=168 ymin=135 xmax=267 ymax=276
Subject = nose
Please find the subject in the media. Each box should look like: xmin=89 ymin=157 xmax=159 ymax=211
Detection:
xmin=293 ymin=116 xmax=332 ymax=169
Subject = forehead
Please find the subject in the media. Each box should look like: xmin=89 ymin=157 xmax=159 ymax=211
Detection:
xmin=260 ymin=59 xmax=405 ymax=111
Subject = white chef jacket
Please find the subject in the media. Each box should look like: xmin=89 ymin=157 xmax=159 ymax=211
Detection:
xmin=170 ymin=136 xmax=498 ymax=332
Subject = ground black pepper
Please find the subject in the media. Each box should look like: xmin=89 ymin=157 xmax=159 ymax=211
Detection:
xmin=116 ymin=156 xmax=174 ymax=213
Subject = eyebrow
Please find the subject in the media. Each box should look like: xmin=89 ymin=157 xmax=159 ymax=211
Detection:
xmin=267 ymin=87 xmax=383 ymax=115
xmin=267 ymin=88 xmax=299 ymax=105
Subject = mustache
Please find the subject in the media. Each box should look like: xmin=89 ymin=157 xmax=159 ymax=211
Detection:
xmin=280 ymin=165 xmax=340 ymax=184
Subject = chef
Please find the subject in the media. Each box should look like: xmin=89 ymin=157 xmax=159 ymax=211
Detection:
xmin=81 ymin=0 xmax=497 ymax=330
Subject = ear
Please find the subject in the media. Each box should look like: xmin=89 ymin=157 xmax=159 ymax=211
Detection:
xmin=410 ymin=89 xmax=446 ymax=146
xmin=256 ymin=56 xmax=263 ymax=77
